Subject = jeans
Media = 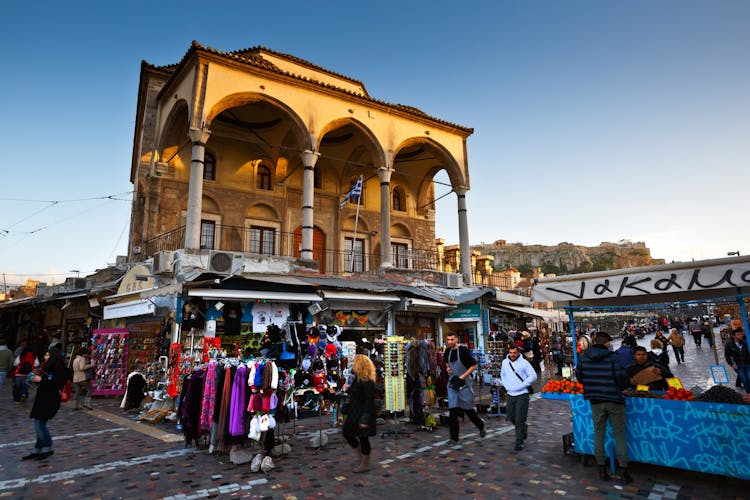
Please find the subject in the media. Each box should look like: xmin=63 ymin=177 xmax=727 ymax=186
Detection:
xmin=591 ymin=402 xmax=628 ymax=467
xmin=34 ymin=419 xmax=52 ymax=452
xmin=672 ymin=346 xmax=685 ymax=363
xmin=0 ymin=371 xmax=6 ymax=388
xmin=13 ymin=376 xmax=28 ymax=402
xmin=736 ymin=364 xmax=750 ymax=391
xmin=506 ymin=393 xmax=530 ymax=445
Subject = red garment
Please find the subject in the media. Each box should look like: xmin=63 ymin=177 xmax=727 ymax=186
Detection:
xmin=15 ymin=351 xmax=36 ymax=376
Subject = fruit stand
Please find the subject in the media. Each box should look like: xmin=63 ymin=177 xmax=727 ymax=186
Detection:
xmin=534 ymin=255 xmax=750 ymax=479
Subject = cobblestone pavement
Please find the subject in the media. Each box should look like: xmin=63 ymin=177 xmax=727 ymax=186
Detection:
xmin=2 ymin=362 xmax=747 ymax=500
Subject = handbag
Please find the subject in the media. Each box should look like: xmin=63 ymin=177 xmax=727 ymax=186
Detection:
xmin=508 ymin=361 xmax=534 ymax=394
xmin=60 ymin=379 xmax=72 ymax=402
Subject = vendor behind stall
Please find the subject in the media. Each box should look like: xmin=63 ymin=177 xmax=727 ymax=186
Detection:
xmin=626 ymin=346 xmax=673 ymax=391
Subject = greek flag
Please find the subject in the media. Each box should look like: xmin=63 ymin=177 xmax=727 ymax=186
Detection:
xmin=340 ymin=175 xmax=363 ymax=209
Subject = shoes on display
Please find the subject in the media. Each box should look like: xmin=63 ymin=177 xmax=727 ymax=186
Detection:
xmin=22 ymin=452 xmax=39 ymax=460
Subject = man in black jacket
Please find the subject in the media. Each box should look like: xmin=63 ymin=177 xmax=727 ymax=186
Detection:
xmin=725 ymin=329 xmax=750 ymax=391
xmin=575 ymin=332 xmax=632 ymax=484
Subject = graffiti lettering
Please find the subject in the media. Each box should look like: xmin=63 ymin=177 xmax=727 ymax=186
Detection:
xmin=594 ymin=280 xmax=613 ymax=295
xmin=688 ymin=269 xmax=737 ymax=290
xmin=654 ymin=273 xmax=682 ymax=292
xmin=617 ymin=276 xmax=652 ymax=297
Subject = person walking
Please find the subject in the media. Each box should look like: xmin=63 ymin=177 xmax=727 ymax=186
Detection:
xmin=0 ymin=338 xmax=14 ymax=388
xmin=444 ymin=332 xmax=486 ymax=445
xmin=690 ymin=318 xmax=704 ymax=347
xmin=72 ymin=347 xmax=94 ymax=410
xmin=342 ymin=354 xmax=377 ymax=473
xmin=500 ymin=344 xmax=537 ymax=451
xmin=667 ymin=328 xmax=686 ymax=364
xmin=575 ymin=332 xmax=633 ymax=484
xmin=725 ymin=329 xmax=750 ymax=392
xmin=22 ymin=349 xmax=68 ymax=460
xmin=648 ymin=339 xmax=669 ymax=368
xmin=13 ymin=347 xmax=38 ymax=402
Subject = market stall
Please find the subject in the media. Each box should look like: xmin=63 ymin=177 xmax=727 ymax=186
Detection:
xmin=534 ymin=255 xmax=750 ymax=479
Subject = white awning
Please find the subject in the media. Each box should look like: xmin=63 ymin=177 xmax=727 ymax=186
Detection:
xmin=188 ymin=288 xmax=321 ymax=303
xmin=320 ymin=291 xmax=401 ymax=302
xmin=491 ymin=304 xmax=568 ymax=321
xmin=103 ymin=299 xmax=156 ymax=320
xmin=140 ymin=282 xmax=182 ymax=299
xmin=105 ymin=287 xmax=158 ymax=301
xmin=407 ymin=298 xmax=455 ymax=310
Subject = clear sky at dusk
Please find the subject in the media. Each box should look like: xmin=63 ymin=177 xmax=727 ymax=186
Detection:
xmin=1 ymin=0 xmax=748 ymax=287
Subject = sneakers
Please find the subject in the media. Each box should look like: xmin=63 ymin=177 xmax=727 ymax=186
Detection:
xmin=448 ymin=439 xmax=459 ymax=446
xmin=22 ymin=452 xmax=39 ymax=460
xmin=514 ymin=443 xmax=524 ymax=451
xmin=36 ymin=450 xmax=54 ymax=460
xmin=479 ymin=419 xmax=487 ymax=438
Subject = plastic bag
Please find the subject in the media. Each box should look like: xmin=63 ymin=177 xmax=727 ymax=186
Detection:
xmin=60 ymin=379 xmax=72 ymax=402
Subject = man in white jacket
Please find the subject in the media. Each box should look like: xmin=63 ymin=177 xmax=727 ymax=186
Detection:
xmin=500 ymin=345 xmax=537 ymax=451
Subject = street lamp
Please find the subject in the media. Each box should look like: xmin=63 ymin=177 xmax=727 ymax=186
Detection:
xmin=727 ymin=251 xmax=740 ymax=257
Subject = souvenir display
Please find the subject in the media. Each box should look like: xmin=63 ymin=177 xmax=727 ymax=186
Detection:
xmin=91 ymin=329 xmax=129 ymax=396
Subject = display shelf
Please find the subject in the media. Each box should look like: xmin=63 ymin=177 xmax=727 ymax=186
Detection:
xmin=91 ymin=329 xmax=129 ymax=396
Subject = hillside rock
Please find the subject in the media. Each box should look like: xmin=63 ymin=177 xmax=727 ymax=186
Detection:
xmin=472 ymin=240 xmax=664 ymax=275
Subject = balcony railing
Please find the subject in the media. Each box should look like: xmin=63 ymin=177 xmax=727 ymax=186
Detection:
xmin=140 ymin=224 xmax=441 ymax=276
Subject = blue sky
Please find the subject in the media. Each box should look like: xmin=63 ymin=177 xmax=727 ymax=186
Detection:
xmin=1 ymin=1 xmax=748 ymax=287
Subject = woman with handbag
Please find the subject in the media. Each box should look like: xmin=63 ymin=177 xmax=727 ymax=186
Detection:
xmin=72 ymin=347 xmax=95 ymax=410
xmin=23 ymin=348 xmax=68 ymax=460
xmin=342 ymin=354 xmax=377 ymax=473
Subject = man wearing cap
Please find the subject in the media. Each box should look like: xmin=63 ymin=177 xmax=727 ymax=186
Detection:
xmin=575 ymin=331 xmax=633 ymax=484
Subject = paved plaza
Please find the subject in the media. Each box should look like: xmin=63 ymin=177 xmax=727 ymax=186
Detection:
xmin=0 ymin=333 xmax=746 ymax=500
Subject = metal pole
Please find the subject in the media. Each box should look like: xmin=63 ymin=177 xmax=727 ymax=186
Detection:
xmin=350 ymin=195 xmax=361 ymax=273
xmin=737 ymin=288 xmax=750 ymax=338
xmin=707 ymin=304 xmax=719 ymax=365
xmin=567 ymin=301 xmax=578 ymax=369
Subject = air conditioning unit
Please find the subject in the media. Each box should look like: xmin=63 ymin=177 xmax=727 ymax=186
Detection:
xmin=152 ymin=250 xmax=175 ymax=275
xmin=442 ymin=273 xmax=464 ymax=289
xmin=64 ymin=278 xmax=88 ymax=290
xmin=208 ymin=251 xmax=244 ymax=275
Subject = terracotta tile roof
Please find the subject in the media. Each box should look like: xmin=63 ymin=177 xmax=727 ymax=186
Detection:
xmin=145 ymin=41 xmax=472 ymax=134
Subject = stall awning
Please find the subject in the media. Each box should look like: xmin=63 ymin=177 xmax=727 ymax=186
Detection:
xmin=320 ymin=291 xmax=400 ymax=302
xmin=140 ymin=282 xmax=182 ymax=299
xmin=103 ymin=299 xmax=156 ymax=320
xmin=491 ymin=304 xmax=568 ymax=321
xmin=187 ymin=288 xmax=321 ymax=303
xmin=408 ymin=298 xmax=455 ymax=310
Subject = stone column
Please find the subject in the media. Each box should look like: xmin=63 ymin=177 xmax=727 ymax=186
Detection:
xmin=378 ymin=163 xmax=394 ymax=268
xmin=300 ymin=150 xmax=321 ymax=261
xmin=184 ymin=127 xmax=211 ymax=250
xmin=456 ymin=186 xmax=472 ymax=285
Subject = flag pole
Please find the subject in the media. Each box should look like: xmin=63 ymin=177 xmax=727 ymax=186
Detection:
xmin=350 ymin=186 xmax=361 ymax=273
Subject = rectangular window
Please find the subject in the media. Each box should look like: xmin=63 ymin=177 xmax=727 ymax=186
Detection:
xmin=200 ymin=220 xmax=216 ymax=250
xmin=344 ymin=237 xmax=365 ymax=272
xmin=392 ymin=242 xmax=409 ymax=268
xmin=249 ymin=226 xmax=275 ymax=255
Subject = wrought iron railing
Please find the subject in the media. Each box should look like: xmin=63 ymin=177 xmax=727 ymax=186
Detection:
xmin=140 ymin=224 xmax=441 ymax=276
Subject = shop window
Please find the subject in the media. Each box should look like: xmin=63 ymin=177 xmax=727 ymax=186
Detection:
xmin=203 ymin=152 xmax=216 ymax=181
xmin=200 ymin=220 xmax=216 ymax=250
xmin=257 ymin=165 xmax=272 ymax=190
xmin=249 ymin=226 xmax=275 ymax=255
xmin=392 ymin=242 xmax=409 ymax=268
xmin=344 ymin=237 xmax=365 ymax=272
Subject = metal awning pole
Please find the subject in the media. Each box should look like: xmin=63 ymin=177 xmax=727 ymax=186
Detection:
xmin=737 ymin=288 xmax=750 ymax=338
xmin=567 ymin=301 xmax=578 ymax=369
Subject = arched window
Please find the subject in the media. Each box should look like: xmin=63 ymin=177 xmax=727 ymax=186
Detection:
xmin=257 ymin=165 xmax=271 ymax=190
xmin=392 ymin=187 xmax=405 ymax=212
xmin=203 ymin=152 xmax=216 ymax=181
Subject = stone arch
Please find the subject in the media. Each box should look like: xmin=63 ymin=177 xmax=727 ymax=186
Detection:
xmin=202 ymin=195 xmax=221 ymax=214
xmin=392 ymin=137 xmax=466 ymax=188
xmin=316 ymin=117 xmax=386 ymax=169
xmin=391 ymin=223 xmax=411 ymax=238
xmin=206 ymin=92 xmax=311 ymax=152
xmin=157 ymin=99 xmax=190 ymax=160
xmin=342 ymin=216 xmax=370 ymax=233
xmin=245 ymin=203 xmax=280 ymax=221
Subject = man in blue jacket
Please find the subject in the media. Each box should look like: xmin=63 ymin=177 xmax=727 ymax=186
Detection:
xmin=575 ymin=332 xmax=633 ymax=484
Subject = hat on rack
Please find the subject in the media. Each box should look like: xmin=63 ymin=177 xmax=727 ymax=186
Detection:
xmin=268 ymin=392 xmax=278 ymax=410
xmin=325 ymin=343 xmax=338 ymax=359
xmin=301 ymin=357 xmax=311 ymax=371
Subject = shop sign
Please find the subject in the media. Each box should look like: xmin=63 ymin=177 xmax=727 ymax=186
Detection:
xmin=444 ymin=304 xmax=480 ymax=323
xmin=321 ymin=310 xmax=387 ymax=328
xmin=534 ymin=261 xmax=750 ymax=303
xmin=117 ymin=264 xmax=154 ymax=295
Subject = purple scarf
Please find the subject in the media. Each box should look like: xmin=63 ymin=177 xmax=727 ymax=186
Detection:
xmin=228 ymin=365 xmax=248 ymax=436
